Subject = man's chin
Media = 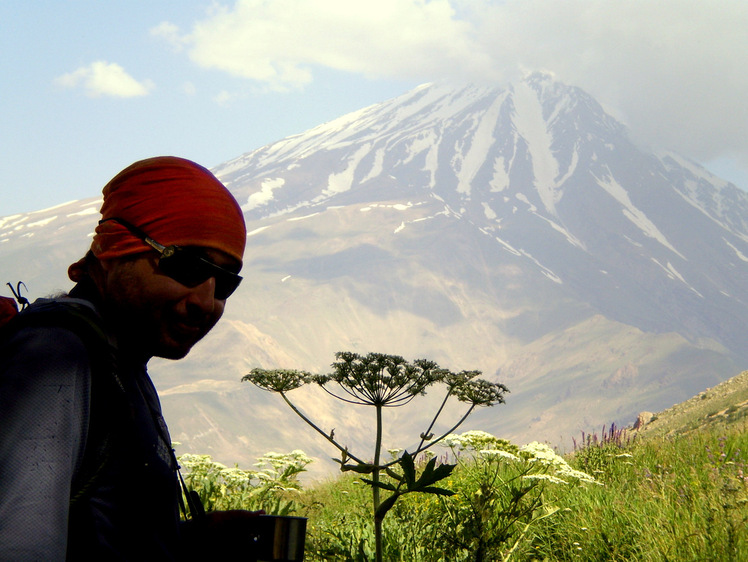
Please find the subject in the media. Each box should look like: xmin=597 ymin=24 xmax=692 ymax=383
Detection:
xmin=152 ymin=336 xmax=201 ymax=360
xmin=154 ymin=347 xmax=192 ymax=360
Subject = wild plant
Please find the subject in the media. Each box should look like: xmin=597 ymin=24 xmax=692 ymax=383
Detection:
xmin=407 ymin=433 xmax=598 ymax=561
xmin=571 ymin=423 xmax=634 ymax=477
xmin=529 ymin=424 xmax=748 ymax=560
xmin=243 ymin=351 xmax=508 ymax=562
xmin=177 ymin=449 xmax=311 ymax=515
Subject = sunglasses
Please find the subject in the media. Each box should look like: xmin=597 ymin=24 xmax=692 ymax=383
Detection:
xmin=100 ymin=218 xmax=243 ymax=300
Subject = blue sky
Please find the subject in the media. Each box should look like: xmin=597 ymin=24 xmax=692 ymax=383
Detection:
xmin=2 ymin=0 xmax=747 ymax=216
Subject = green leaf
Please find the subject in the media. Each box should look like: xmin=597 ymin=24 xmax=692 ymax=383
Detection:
xmin=385 ymin=467 xmax=403 ymax=482
xmin=409 ymin=459 xmax=456 ymax=491
xmin=419 ymin=486 xmax=456 ymax=496
xmin=360 ymin=478 xmax=398 ymax=492
xmin=429 ymin=461 xmax=456 ymax=482
xmin=375 ymin=493 xmax=400 ymax=520
xmin=399 ymin=451 xmax=416 ymax=485
xmin=339 ymin=463 xmax=377 ymax=474
xmin=412 ymin=457 xmax=437 ymax=489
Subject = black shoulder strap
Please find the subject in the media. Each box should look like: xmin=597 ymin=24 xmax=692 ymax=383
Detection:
xmin=5 ymin=300 xmax=125 ymax=505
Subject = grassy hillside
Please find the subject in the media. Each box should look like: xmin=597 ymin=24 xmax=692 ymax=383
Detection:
xmin=180 ymin=370 xmax=748 ymax=560
xmin=633 ymin=369 xmax=748 ymax=439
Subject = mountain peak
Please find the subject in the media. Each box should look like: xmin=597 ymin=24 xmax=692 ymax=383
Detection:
xmin=212 ymin=76 xmax=747 ymax=362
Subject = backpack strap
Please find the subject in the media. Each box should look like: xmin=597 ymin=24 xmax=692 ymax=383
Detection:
xmin=5 ymin=300 xmax=125 ymax=506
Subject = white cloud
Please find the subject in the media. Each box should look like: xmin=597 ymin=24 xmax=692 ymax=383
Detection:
xmin=157 ymin=0 xmax=748 ymax=173
xmin=150 ymin=21 xmax=188 ymax=52
xmin=214 ymin=90 xmax=241 ymax=105
xmin=464 ymin=0 xmax=748 ymax=168
xmin=156 ymin=0 xmax=483 ymax=91
xmin=55 ymin=61 xmax=153 ymax=98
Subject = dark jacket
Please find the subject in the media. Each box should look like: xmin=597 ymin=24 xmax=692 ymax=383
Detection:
xmin=0 ymin=281 xmax=181 ymax=560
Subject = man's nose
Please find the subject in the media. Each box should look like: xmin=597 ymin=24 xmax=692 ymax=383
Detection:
xmin=186 ymin=277 xmax=217 ymax=313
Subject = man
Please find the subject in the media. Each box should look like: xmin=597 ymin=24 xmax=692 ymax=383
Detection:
xmin=0 ymin=157 xmax=247 ymax=559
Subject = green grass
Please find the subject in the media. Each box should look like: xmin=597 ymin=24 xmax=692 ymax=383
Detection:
xmin=536 ymin=424 xmax=748 ymax=561
xmin=183 ymin=420 xmax=748 ymax=560
xmin=289 ymin=421 xmax=748 ymax=561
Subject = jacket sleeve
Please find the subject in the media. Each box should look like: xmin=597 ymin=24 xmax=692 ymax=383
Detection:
xmin=0 ymin=325 xmax=91 ymax=560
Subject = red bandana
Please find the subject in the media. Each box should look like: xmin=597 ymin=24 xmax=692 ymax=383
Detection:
xmin=69 ymin=156 xmax=246 ymax=281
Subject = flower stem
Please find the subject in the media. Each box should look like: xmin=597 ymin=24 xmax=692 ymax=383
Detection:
xmin=374 ymin=403 xmax=383 ymax=562
xmin=279 ymin=392 xmax=366 ymax=465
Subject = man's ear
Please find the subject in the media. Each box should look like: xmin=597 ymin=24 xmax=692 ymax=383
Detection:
xmin=85 ymin=252 xmax=110 ymax=290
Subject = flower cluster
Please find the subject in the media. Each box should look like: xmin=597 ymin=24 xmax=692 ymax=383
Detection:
xmin=478 ymin=449 xmax=520 ymax=462
xmin=316 ymin=352 xmax=445 ymax=406
xmin=255 ymin=449 xmax=313 ymax=490
xmin=440 ymin=433 xmax=599 ymax=486
xmin=520 ymin=441 xmax=599 ymax=485
xmin=178 ymin=449 xmax=313 ymax=513
xmin=452 ymin=376 xmax=509 ymax=407
xmin=443 ymin=430 xmax=518 ymax=455
xmin=242 ymin=368 xmax=313 ymax=393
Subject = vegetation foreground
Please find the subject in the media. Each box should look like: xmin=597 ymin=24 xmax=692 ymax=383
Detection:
xmin=180 ymin=420 xmax=748 ymax=561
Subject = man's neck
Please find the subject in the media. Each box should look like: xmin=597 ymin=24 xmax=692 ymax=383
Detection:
xmin=69 ymin=277 xmax=152 ymax=364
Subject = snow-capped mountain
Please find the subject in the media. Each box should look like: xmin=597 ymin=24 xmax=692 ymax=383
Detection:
xmin=2 ymin=73 xmax=747 ymax=476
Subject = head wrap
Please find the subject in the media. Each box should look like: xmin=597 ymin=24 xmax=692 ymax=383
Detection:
xmin=68 ymin=156 xmax=246 ymax=281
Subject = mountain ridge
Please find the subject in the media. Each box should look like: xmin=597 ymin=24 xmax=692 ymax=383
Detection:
xmin=633 ymin=369 xmax=748 ymax=440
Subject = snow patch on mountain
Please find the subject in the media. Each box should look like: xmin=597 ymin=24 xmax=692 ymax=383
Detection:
xmin=660 ymin=153 xmax=748 ymax=244
xmin=287 ymin=212 xmax=319 ymax=222
xmin=0 ymin=216 xmax=27 ymax=232
xmin=495 ymin=236 xmax=522 ymax=257
xmin=247 ymin=226 xmax=270 ymax=237
xmin=515 ymin=193 xmax=537 ymax=212
xmin=482 ymin=202 xmax=497 ymax=220
xmin=360 ymin=203 xmax=413 ymax=213
xmin=361 ymin=147 xmax=386 ymax=183
xmin=723 ymin=237 xmax=748 ymax=262
xmin=421 ymin=131 xmax=440 ymax=189
xmin=538 ymin=216 xmax=585 ymax=250
xmin=1 ymin=214 xmax=59 ymax=236
xmin=492 ymin=235 xmax=563 ymax=283
xmin=522 ymin=249 xmax=562 ymax=284
xmin=595 ymin=171 xmax=684 ymax=258
xmin=454 ymin=91 xmax=507 ymax=196
xmin=555 ymin=143 xmax=579 ymax=186
xmin=27 ymin=216 xmax=58 ymax=228
xmin=405 ymin=131 xmax=435 ymax=165
xmin=651 ymin=258 xmax=703 ymax=298
xmin=322 ymin=144 xmax=372 ymax=200
xmin=663 ymin=151 xmax=730 ymax=191
xmin=244 ymin=178 xmax=285 ymax=211
xmin=511 ymin=81 xmax=560 ymax=215
xmin=67 ymin=206 xmax=98 ymax=217
xmin=490 ymin=156 xmax=511 ymax=192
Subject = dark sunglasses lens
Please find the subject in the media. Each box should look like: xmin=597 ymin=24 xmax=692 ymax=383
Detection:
xmin=159 ymin=252 xmax=209 ymax=286
xmin=215 ymin=275 xmax=242 ymax=300
xmin=159 ymin=251 xmax=241 ymax=299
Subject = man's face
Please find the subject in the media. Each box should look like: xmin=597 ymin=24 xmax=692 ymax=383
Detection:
xmin=96 ymin=248 xmax=240 ymax=360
